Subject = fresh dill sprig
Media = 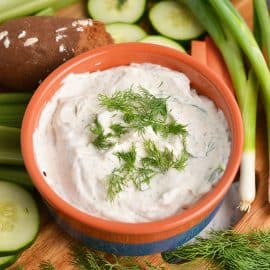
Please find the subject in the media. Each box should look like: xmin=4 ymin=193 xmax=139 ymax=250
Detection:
xmin=142 ymin=140 xmax=189 ymax=173
xmin=99 ymin=87 xmax=167 ymax=118
xmin=162 ymin=230 xmax=270 ymax=270
xmin=70 ymin=245 xmax=165 ymax=270
xmin=90 ymin=116 xmax=115 ymax=150
xmin=174 ymin=149 xmax=190 ymax=171
xmin=207 ymin=166 xmax=224 ymax=183
xmin=115 ymin=144 xmax=137 ymax=169
xmin=106 ymin=144 xmax=138 ymax=201
xmin=34 ymin=247 xmax=164 ymax=270
xmin=110 ymin=123 xmax=128 ymax=137
xmin=91 ymin=87 xmax=190 ymax=199
xmin=107 ymin=140 xmax=189 ymax=201
xmin=90 ymin=118 xmax=129 ymax=150
xmin=98 ymin=87 xmax=186 ymax=138
xmin=142 ymin=140 xmax=176 ymax=172
xmin=39 ymin=261 xmax=56 ymax=270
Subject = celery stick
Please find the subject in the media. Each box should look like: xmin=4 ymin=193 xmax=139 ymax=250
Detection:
xmin=0 ymin=126 xmax=23 ymax=165
xmin=0 ymin=0 xmax=58 ymax=23
xmin=52 ymin=0 xmax=80 ymax=10
xmin=0 ymin=0 xmax=30 ymax=13
xmin=0 ymin=93 xmax=31 ymax=104
xmin=0 ymin=165 xmax=33 ymax=189
xmin=35 ymin=7 xmax=54 ymax=16
xmin=0 ymin=104 xmax=26 ymax=128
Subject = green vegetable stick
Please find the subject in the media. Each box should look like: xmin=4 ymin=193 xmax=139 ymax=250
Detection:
xmin=208 ymin=0 xmax=270 ymax=204
xmin=35 ymin=7 xmax=54 ymax=16
xmin=0 ymin=0 xmax=30 ymax=13
xmin=0 ymin=165 xmax=33 ymax=189
xmin=52 ymin=0 xmax=80 ymax=10
xmin=0 ymin=104 xmax=27 ymax=128
xmin=0 ymin=0 xmax=58 ymax=23
xmin=253 ymin=0 xmax=270 ymax=65
xmin=181 ymin=0 xmax=258 ymax=211
xmin=0 ymin=93 xmax=31 ymax=104
xmin=0 ymin=126 xmax=23 ymax=165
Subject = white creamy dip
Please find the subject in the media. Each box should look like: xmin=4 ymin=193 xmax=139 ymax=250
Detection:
xmin=34 ymin=63 xmax=231 ymax=223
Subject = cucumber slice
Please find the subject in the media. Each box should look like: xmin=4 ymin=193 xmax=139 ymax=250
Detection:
xmin=88 ymin=0 xmax=146 ymax=23
xmin=106 ymin=23 xmax=147 ymax=43
xmin=0 ymin=181 xmax=39 ymax=255
xmin=149 ymin=0 xmax=204 ymax=40
xmin=140 ymin=35 xmax=186 ymax=52
xmin=0 ymin=254 xmax=19 ymax=270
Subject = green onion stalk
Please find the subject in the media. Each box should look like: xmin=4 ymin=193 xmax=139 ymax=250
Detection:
xmin=0 ymin=0 xmax=80 ymax=23
xmin=0 ymin=0 xmax=57 ymax=23
xmin=180 ymin=0 xmax=258 ymax=211
xmin=0 ymin=0 xmax=30 ymax=13
xmin=253 ymin=0 xmax=270 ymax=201
xmin=207 ymin=0 xmax=270 ymax=205
xmin=253 ymin=0 xmax=270 ymax=66
xmin=35 ymin=7 xmax=55 ymax=16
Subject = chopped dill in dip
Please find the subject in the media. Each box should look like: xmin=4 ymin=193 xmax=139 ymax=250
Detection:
xmin=33 ymin=63 xmax=231 ymax=223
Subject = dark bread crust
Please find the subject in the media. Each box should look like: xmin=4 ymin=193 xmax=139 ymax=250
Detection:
xmin=0 ymin=16 xmax=113 ymax=91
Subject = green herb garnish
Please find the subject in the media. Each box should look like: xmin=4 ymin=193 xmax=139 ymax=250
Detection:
xmin=163 ymin=230 xmax=270 ymax=270
xmin=90 ymin=87 xmax=190 ymax=200
xmin=70 ymin=245 xmax=165 ymax=270
xmin=98 ymin=87 xmax=186 ymax=138
xmin=110 ymin=123 xmax=128 ymax=137
xmin=207 ymin=166 xmax=224 ymax=183
xmin=90 ymin=117 xmax=128 ymax=150
xmin=173 ymin=148 xmax=190 ymax=171
xmin=107 ymin=140 xmax=188 ymax=201
xmin=106 ymin=144 xmax=143 ymax=201
xmin=142 ymin=140 xmax=189 ymax=173
xmin=37 ymin=246 xmax=164 ymax=270
xmin=90 ymin=116 xmax=115 ymax=150
xmin=142 ymin=139 xmax=176 ymax=172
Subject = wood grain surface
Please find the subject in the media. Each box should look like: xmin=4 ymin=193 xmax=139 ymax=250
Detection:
xmin=8 ymin=0 xmax=270 ymax=269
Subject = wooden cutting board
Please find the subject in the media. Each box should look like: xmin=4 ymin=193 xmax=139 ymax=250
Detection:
xmin=9 ymin=1 xmax=270 ymax=269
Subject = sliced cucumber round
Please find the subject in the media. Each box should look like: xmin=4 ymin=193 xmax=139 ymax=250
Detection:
xmin=149 ymin=0 xmax=204 ymax=40
xmin=140 ymin=35 xmax=186 ymax=52
xmin=106 ymin=23 xmax=147 ymax=43
xmin=0 ymin=254 xmax=19 ymax=270
xmin=88 ymin=0 xmax=146 ymax=23
xmin=0 ymin=181 xmax=39 ymax=255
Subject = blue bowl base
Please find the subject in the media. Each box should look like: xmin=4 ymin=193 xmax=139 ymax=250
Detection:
xmin=48 ymin=204 xmax=220 ymax=256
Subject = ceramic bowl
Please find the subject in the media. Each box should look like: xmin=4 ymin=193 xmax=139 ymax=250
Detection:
xmin=21 ymin=43 xmax=243 ymax=256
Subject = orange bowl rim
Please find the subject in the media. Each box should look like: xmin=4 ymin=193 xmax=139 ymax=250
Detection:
xmin=21 ymin=43 xmax=243 ymax=236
